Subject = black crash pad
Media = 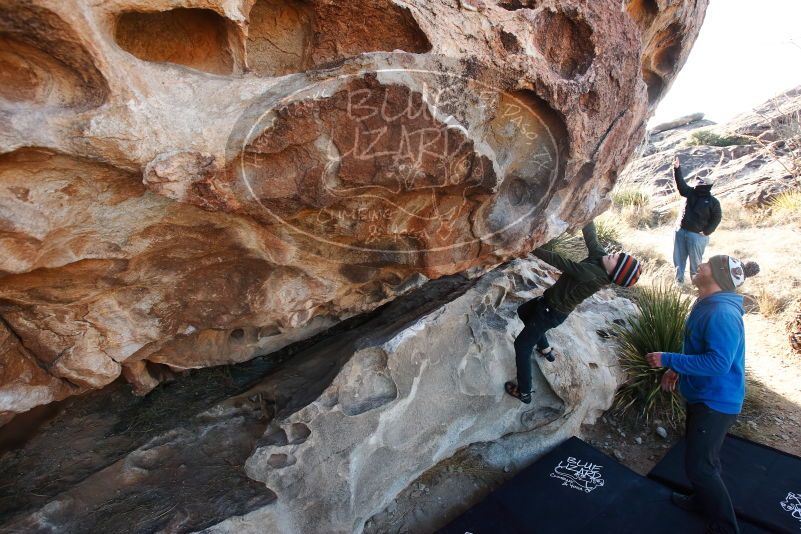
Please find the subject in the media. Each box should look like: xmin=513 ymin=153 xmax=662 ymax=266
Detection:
xmin=648 ymin=433 xmax=801 ymax=534
xmin=438 ymin=437 xmax=769 ymax=533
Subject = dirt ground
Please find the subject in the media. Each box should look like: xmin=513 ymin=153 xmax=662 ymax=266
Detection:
xmin=583 ymin=218 xmax=801 ymax=476
xmin=581 ymin=312 xmax=801 ymax=476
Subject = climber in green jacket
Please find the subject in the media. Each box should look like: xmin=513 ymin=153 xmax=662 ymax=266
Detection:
xmin=505 ymin=222 xmax=642 ymax=403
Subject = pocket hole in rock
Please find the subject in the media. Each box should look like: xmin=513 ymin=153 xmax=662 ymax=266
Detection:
xmin=258 ymin=426 xmax=287 ymax=447
xmin=0 ymin=5 xmax=109 ymax=110
xmin=287 ymin=423 xmax=311 ymax=444
xmin=267 ymin=453 xmax=296 ymax=468
xmin=531 ymin=9 xmax=595 ymax=79
xmin=230 ymin=328 xmax=245 ymax=341
xmin=642 ymin=68 xmax=664 ymax=105
xmin=246 ymin=0 xmax=431 ymax=77
xmin=626 ymin=0 xmax=659 ymax=33
xmin=651 ymin=23 xmax=684 ymax=75
xmin=115 ymin=8 xmax=236 ymax=75
xmin=498 ymin=0 xmax=530 ymax=10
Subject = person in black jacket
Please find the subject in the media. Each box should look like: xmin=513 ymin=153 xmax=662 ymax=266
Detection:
xmin=505 ymin=222 xmax=642 ymax=404
xmin=672 ymin=156 xmax=722 ymax=284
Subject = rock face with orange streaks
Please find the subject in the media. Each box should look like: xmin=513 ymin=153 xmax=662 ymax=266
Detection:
xmin=0 ymin=0 xmax=708 ymax=418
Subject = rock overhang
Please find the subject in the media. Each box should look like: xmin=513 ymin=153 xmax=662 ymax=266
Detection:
xmin=0 ymin=0 xmax=708 ymax=417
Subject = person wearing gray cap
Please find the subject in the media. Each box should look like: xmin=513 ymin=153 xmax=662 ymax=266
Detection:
xmin=646 ymin=255 xmax=760 ymax=534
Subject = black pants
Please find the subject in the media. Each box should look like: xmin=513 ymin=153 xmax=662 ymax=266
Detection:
xmin=513 ymin=297 xmax=568 ymax=393
xmin=684 ymin=402 xmax=739 ymax=533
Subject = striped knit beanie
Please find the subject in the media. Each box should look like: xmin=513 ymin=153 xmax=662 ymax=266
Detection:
xmin=611 ymin=253 xmax=642 ymax=287
xmin=709 ymin=255 xmax=760 ymax=291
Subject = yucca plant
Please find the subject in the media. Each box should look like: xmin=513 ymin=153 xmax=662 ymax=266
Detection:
xmin=540 ymin=231 xmax=569 ymax=254
xmin=768 ymin=190 xmax=801 ymax=213
xmin=594 ymin=214 xmax=622 ymax=248
xmin=541 ymin=231 xmax=584 ymax=260
xmin=613 ymin=282 xmax=693 ymax=428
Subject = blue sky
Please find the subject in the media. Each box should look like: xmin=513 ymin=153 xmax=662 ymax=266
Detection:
xmin=650 ymin=0 xmax=801 ymax=126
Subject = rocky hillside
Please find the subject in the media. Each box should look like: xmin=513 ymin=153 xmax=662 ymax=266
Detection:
xmin=619 ymin=85 xmax=801 ymax=207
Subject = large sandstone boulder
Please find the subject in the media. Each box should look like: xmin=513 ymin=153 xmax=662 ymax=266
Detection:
xmin=1 ymin=258 xmax=635 ymax=533
xmin=227 ymin=262 xmax=633 ymax=533
xmin=0 ymin=0 xmax=707 ymax=418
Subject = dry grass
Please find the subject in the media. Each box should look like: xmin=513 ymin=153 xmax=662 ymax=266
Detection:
xmin=716 ymin=193 xmax=801 ymax=230
xmin=612 ymin=188 xmax=650 ymax=209
xmin=717 ymin=198 xmax=762 ymax=231
xmin=609 ymin=185 xmax=662 ymax=229
xmin=661 ymin=204 xmax=681 ymax=224
xmin=619 ymin=204 xmax=658 ymax=228
xmin=607 ymin=177 xmax=800 ymax=322
xmin=618 ymin=198 xmax=801 ymax=323
xmin=765 ymin=190 xmax=801 ymax=225
xmin=753 ymin=287 xmax=787 ymax=317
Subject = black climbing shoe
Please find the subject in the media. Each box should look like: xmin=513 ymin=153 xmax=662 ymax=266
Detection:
xmin=537 ymin=347 xmax=556 ymax=362
xmin=671 ymin=492 xmax=702 ymax=513
xmin=505 ymin=381 xmax=532 ymax=404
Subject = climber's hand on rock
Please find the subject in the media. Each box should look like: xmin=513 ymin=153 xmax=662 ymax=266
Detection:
xmin=645 ymin=352 xmax=663 ymax=368
xmin=673 ymin=156 xmax=680 ymax=168
xmin=661 ymin=369 xmax=679 ymax=392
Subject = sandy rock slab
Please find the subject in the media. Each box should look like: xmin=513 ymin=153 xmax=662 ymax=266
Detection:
xmin=0 ymin=259 xmax=633 ymax=533
xmin=204 ymin=259 xmax=634 ymax=534
xmin=0 ymin=0 xmax=706 ymax=416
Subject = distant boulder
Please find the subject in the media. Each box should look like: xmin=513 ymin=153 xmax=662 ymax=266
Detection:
xmin=650 ymin=112 xmax=707 ymax=134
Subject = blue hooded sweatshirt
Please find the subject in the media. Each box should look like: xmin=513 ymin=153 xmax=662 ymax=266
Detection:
xmin=661 ymin=292 xmax=745 ymax=414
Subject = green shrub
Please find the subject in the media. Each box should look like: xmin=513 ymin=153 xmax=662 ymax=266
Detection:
xmin=613 ymin=282 xmax=693 ymax=428
xmin=686 ymin=130 xmax=752 ymax=147
xmin=612 ymin=188 xmax=650 ymax=209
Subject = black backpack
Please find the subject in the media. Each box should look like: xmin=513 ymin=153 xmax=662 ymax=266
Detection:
xmin=685 ymin=194 xmax=712 ymax=231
